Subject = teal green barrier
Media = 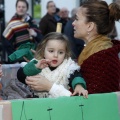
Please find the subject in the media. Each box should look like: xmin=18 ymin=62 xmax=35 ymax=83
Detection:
xmin=11 ymin=92 xmax=120 ymax=120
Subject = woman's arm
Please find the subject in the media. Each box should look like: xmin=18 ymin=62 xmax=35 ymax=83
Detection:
xmin=25 ymin=75 xmax=71 ymax=98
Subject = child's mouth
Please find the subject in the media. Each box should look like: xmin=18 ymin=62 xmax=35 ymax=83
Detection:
xmin=52 ymin=60 xmax=58 ymax=64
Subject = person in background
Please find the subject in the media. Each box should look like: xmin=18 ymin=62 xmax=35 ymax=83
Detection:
xmin=3 ymin=0 xmax=42 ymax=56
xmin=17 ymin=32 xmax=88 ymax=98
xmin=59 ymin=7 xmax=70 ymax=33
xmin=64 ymin=8 xmax=85 ymax=59
xmin=54 ymin=7 xmax=61 ymax=22
xmin=39 ymin=1 xmax=57 ymax=36
xmin=72 ymin=1 xmax=120 ymax=94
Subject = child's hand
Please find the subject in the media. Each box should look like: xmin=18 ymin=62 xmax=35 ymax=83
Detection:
xmin=71 ymin=84 xmax=88 ymax=98
xmin=35 ymin=59 xmax=51 ymax=69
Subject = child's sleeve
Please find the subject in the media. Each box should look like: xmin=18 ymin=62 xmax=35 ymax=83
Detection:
xmin=17 ymin=60 xmax=41 ymax=84
xmin=23 ymin=60 xmax=41 ymax=76
xmin=68 ymin=70 xmax=86 ymax=90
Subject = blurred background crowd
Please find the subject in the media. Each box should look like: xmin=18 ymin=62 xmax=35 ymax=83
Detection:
xmin=0 ymin=0 xmax=120 ymax=63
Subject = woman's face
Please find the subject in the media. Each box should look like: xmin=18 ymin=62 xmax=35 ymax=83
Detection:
xmin=16 ymin=1 xmax=28 ymax=16
xmin=72 ymin=7 xmax=89 ymax=40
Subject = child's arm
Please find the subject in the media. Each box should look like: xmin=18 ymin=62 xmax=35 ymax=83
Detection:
xmin=68 ymin=70 xmax=88 ymax=98
xmin=72 ymin=84 xmax=88 ymax=98
xmin=23 ymin=59 xmax=51 ymax=76
xmin=17 ymin=59 xmax=50 ymax=84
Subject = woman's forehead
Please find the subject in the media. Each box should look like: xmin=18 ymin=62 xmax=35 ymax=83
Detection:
xmin=77 ymin=7 xmax=87 ymax=16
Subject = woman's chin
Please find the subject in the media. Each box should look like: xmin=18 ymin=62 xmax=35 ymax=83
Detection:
xmin=74 ymin=34 xmax=78 ymax=39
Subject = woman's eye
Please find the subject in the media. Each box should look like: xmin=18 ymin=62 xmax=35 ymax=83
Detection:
xmin=75 ymin=17 xmax=78 ymax=20
xmin=75 ymin=15 xmax=78 ymax=21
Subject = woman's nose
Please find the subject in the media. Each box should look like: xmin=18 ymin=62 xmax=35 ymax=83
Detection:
xmin=72 ymin=20 xmax=75 ymax=26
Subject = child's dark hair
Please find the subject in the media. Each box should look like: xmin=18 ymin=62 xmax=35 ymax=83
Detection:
xmin=35 ymin=32 xmax=72 ymax=60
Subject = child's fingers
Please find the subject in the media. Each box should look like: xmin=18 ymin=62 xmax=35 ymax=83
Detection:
xmin=45 ymin=59 xmax=51 ymax=64
xmin=71 ymin=91 xmax=77 ymax=96
xmin=83 ymin=90 xmax=88 ymax=98
xmin=41 ymin=59 xmax=51 ymax=66
xmin=41 ymin=59 xmax=47 ymax=63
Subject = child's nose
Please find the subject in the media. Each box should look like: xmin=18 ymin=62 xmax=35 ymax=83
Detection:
xmin=54 ymin=52 xmax=58 ymax=57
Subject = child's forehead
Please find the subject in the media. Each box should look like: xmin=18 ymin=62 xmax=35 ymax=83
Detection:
xmin=46 ymin=39 xmax=66 ymax=48
xmin=46 ymin=39 xmax=65 ymax=45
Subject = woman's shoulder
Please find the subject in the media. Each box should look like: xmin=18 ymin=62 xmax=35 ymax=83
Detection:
xmin=81 ymin=41 xmax=120 ymax=69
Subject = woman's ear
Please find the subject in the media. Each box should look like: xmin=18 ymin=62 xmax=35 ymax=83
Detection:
xmin=87 ymin=22 xmax=95 ymax=32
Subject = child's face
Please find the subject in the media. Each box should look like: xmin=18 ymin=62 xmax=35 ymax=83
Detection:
xmin=44 ymin=39 xmax=66 ymax=67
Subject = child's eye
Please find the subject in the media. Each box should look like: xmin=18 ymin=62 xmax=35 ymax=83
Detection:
xmin=59 ymin=51 xmax=64 ymax=54
xmin=49 ymin=50 xmax=53 ymax=53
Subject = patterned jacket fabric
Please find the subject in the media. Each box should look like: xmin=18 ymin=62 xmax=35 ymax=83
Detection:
xmin=80 ymin=40 xmax=120 ymax=94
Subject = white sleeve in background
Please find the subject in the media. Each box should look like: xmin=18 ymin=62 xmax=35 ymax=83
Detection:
xmin=20 ymin=62 xmax=27 ymax=67
xmin=49 ymin=83 xmax=71 ymax=98
xmin=20 ymin=58 xmax=37 ymax=68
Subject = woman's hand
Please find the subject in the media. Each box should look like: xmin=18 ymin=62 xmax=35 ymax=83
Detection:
xmin=71 ymin=84 xmax=88 ymax=98
xmin=25 ymin=75 xmax=53 ymax=91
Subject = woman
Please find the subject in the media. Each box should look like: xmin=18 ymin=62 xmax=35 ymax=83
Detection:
xmin=72 ymin=1 xmax=120 ymax=94
xmin=3 ymin=0 xmax=42 ymax=56
xmin=26 ymin=1 xmax=120 ymax=95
